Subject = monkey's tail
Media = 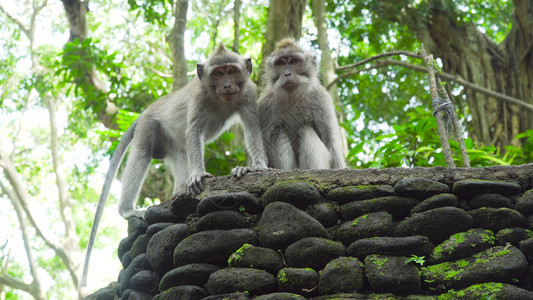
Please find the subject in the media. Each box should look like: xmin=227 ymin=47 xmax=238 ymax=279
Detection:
xmin=79 ymin=119 xmax=138 ymax=289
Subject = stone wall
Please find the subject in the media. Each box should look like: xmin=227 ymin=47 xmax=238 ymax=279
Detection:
xmin=88 ymin=164 xmax=533 ymax=300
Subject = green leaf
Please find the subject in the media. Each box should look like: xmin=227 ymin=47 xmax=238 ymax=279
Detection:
xmin=479 ymin=155 xmax=510 ymax=166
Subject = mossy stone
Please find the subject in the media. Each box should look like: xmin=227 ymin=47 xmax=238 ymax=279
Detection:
xmin=257 ymin=202 xmax=327 ymax=250
xmin=155 ymin=285 xmax=207 ymax=299
xmin=197 ymin=192 xmax=261 ymax=216
xmin=430 ymin=228 xmax=495 ymax=264
xmin=261 ymin=180 xmax=322 ymax=209
xmin=159 ymin=263 xmax=221 ymax=291
xmin=410 ymin=193 xmax=458 ymax=215
xmin=205 ymin=268 xmax=276 ymax=295
xmin=173 ymin=229 xmax=257 ymax=267
xmin=496 ymin=227 xmax=531 ymax=246
xmin=452 ymin=179 xmax=522 ymax=197
xmin=364 ymin=254 xmax=421 ymax=295
xmin=422 ymin=246 xmax=527 ymax=292
xmin=516 ymin=189 xmax=533 ymax=215
xmin=277 ymin=268 xmax=319 ymax=296
xmin=394 ymin=177 xmax=450 ymax=199
xmin=254 ymin=293 xmax=306 ymax=300
xmin=326 ymin=185 xmax=394 ymax=204
xmin=468 ymin=207 xmax=526 ymax=231
xmin=393 ymin=207 xmax=473 ymax=244
xmin=347 ymin=236 xmax=433 ymax=259
xmin=228 ymin=244 xmax=283 ymax=274
xmin=318 ymin=256 xmax=364 ymax=294
xmin=470 ymin=193 xmax=513 ymax=209
xmin=195 ymin=210 xmax=246 ymax=231
xmin=285 ymin=237 xmax=345 ymax=271
xmin=336 ymin=212 xmax=393 ymax=245
xmin=438 ymin=282 xmax=533 ymax=300
xmin=339 ymin=196 xmax=419 ymax=220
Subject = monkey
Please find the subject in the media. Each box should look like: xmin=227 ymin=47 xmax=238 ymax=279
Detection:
xmin=258 ymin=38 xmax=346 ymax=170
xmin=79 ymin=45 xmax=268 ymax=288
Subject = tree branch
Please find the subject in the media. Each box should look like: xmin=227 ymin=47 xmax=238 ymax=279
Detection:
xmin=0 ymin=146 xmax=73 ymax=280
xmin=420 ymin=44 xmax=456 ymax=168
xmin=0 ymin=180 xmax=45 ymax=300
xmin=0 ymin=274 xmax=36 ymax=298
xmin=147 ymin=66 xmax=173 ymax=78
xmin=0 ymin=3 xmax=30 ymax=37
xmin=332 ymin=58 xmax=533 ymax=112
xmin=336 ymin=50 xmax=421 ymax=71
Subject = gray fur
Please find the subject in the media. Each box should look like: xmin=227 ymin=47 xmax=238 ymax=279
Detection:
xmin=80 ymin=46 xmax=267 ymax=288
xmin=258 ymin=38 xmax=345 ymax=170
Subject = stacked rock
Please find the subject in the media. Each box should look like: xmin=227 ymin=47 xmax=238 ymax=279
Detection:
xmin=89 ymin=169 xmax=533 ymax=300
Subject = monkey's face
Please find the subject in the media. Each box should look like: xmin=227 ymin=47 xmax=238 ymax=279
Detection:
xmin=209 ymin=64 xmax=244 ymax=101
xmin=271 ymin=54 xmax=309 ymax=92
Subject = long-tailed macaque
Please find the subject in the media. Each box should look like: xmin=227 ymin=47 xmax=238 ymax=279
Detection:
xmin=258 ymin=38 xmax=345 ymax=170
xmin=80 ymin=45 xmax=267 ymax=288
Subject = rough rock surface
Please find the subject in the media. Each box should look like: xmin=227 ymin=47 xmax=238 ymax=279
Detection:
xmin=84 ymin=165 xmax=533 ymax=299
xmin=422 ymin=246 xmax=527 ymax=291
xmin=145 ymin=224 xmax=189 ymax=276
xmin=365 ymin=254 xmax=421 ymax=295
xmin=257 ymin=202 xmax=327 ymax=250
xmin=205 ymin=268 xmax=276 ymax=295
xmin=317 ymin=256 xmax=364 ymax=294
xmin=393 ymin=206 xmax=473 ymax=244
xmin=284 ymin=237 xmax=345 ymax=270
xmin=173 ymin=229 xmax=257 ymax=267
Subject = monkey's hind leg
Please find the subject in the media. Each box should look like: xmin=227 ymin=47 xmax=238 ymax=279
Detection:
xmin=118 ymin=146 xmax=151 ymax=219
xmin=166 ymin=150 xmax=190 ymax=195
xmin=298 ymin=126 xmax=331 ymax=169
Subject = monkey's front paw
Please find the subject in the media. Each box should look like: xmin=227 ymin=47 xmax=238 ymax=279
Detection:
xmin=231 ymin=166 xmax=253 ymax=178
xmin=231 ymin=165 xmax=270 ymax=178
xmin=187 ymin=172 xmax=214 ymax=196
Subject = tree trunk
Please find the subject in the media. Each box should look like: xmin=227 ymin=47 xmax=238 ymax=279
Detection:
xmin=261 ymin=0 xmax=306 ymax=61
xmin=61 ymin=0 xmax=118 ymax=129
xmin=209 ymin=0 xmax=227 ymax=51
xmin=167 ymin=0 xmax=189 ymax=90
xmin=44 ymin=97 xmax=81 ymax=283
xmin=310 ymin=0 xmax=348 ymax=154
xmin=409 ymin=0 xmax=533 ymax=148
xmin=232 ymin=0 xmax=242 ymax=53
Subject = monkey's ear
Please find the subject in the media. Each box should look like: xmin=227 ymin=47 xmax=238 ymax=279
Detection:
xmin=197 ymin=63 xmax=204 ymax=80
xmin=311 ymin=55 xmax=318 ymax=68
xmin=245 ymin=58 xmax=253 ymax=77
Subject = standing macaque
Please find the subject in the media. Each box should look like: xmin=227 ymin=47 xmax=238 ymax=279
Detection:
xmin=258 ymin=38 xmax=345 ymax=170
xmin=80 ymin=45 xmax=267 ymax=288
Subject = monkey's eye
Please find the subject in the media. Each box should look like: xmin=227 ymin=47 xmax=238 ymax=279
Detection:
xmin=289 ymin=58 xmax=300 ymax=65
xmin=227 ymin=68 xmax=236 ymax=75
xmin=213 ymin=70 xmax=224 ymax=77
xmin=274 ymin=60 xmax=285 ymax=66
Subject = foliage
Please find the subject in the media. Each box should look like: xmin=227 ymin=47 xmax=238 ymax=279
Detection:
xmin=347 ymin=106 xmax=532 ymax=168
xmin=405 ymin=255 xmax=425 ymax=266
xmin=128 ymin=0 xmax=173 ymax=25
xmin=327 ymin=0 xmax=529 ymax=167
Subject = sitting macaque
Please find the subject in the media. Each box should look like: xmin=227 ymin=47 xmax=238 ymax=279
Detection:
xmin=258 ymin=38 xmax=345 ymax=170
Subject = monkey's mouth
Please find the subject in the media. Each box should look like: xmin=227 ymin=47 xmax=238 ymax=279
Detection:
xmin=220 ymin=92 xmax=238 ymax=101
xmin=283 ymin=81 xmax=298 ymax=91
